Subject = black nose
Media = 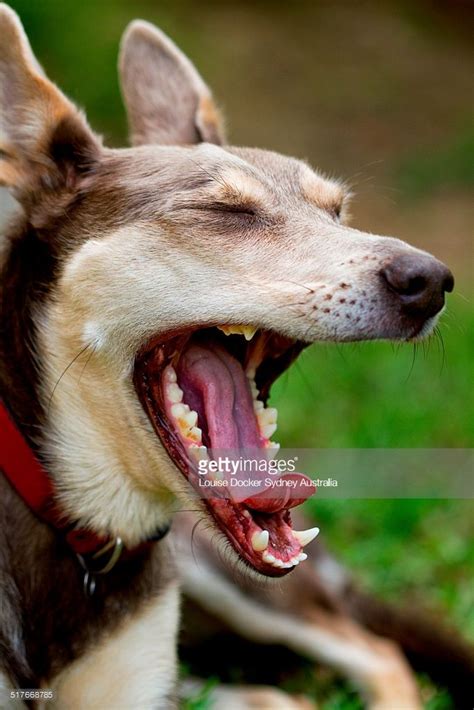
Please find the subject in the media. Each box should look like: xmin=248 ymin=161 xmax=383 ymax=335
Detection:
xmin=381 ymin=253 xmax=454 ymax=318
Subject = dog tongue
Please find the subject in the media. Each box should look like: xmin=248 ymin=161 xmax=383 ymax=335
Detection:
xmin=177 ymin=340 xmax=316 ymax=512
xmin=177 ymin=340 xmax=262 ymax=449
xmin=243 ymin=473 xmax=316 ymax=513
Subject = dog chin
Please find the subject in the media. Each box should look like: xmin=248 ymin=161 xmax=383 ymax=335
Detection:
xmin=408 ymin=312 xmax=441 ymax=342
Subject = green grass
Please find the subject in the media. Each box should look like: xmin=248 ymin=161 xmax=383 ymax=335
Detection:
xmin=395 ymin=127 xmax=474 ymax=198
xmin=271 ymin=298 xmax=473 ymax=448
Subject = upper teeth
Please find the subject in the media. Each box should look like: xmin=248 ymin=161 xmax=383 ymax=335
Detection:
xmin=247 ymin=376 xmax=280 ymax=446
xmin=293 ymin=527 xmax=320 ymax=547
xmin=165 ymin=366 xmax=204 ymax=446
xmin=167 ymin=383 xmax=183 ymax=403
xmin=218 ymin=325 xmax=257 ymax=341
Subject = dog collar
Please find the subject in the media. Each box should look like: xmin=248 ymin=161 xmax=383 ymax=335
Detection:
xmin=0 ymin=401 xmax=169 ymax=577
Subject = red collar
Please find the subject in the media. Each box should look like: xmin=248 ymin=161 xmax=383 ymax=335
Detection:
xmin=0 ymin=401 xmax=164 ymax=568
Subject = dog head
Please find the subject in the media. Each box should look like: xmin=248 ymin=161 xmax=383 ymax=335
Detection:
xmin=0 ymin=7 xmax=453 ymax=576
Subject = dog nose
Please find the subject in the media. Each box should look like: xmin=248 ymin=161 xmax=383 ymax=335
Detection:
xmin=381 ymin=253 xmax=454 ymax=318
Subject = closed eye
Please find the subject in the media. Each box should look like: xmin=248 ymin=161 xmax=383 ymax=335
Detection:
xmin=204 ymin=202 xmax=257 ymax=217
xmin=194 ymin=200 xmax=258 ymax=217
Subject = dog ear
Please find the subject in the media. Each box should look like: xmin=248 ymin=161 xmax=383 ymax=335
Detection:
xmin=0 ymin=4 xmax=101 ymax=216
xmin=119 ymin=20 xmax=225 ymax=147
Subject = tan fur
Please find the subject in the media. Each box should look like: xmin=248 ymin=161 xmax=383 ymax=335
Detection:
xmin=300 ymin=163 xmax=346 ymax=215
xmin=0 ymin=5 xmax=99 ymax=202
xmin=119 ymin=20 xmax=225 ymax=146
xmin=48 ymin=581 xmax=180 ymax=709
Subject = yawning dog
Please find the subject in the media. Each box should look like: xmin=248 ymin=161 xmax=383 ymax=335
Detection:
xmin=0 ymin=5 xmax=459 ymax=707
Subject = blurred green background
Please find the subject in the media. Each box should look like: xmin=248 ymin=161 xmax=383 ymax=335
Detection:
xmin=6 ymin=0 xmax=473 ymax=707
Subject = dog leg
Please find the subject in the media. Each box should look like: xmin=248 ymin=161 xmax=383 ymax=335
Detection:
xmin=48 ymin=582 xmax=180 ymax=710
xmin=182 ymin=562 xmax=421 ymax=710
xmin=180 ymin=678 xmax=316 ymax=709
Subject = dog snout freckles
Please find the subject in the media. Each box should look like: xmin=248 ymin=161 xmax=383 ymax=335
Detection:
xmin=380 ymin=253 xmax=454 ymax=319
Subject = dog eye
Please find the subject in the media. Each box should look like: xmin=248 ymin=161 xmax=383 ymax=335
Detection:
xmin=208 ymin=202 xmax=257 ymax=217
xmin=206 ymin=202 xmax=257 ymax=218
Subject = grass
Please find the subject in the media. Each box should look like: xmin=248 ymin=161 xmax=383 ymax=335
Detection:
xmin=271 ymin=298 xmax=473 ymax=449
xmin=395 ymin=127 xmax=474 ymax=199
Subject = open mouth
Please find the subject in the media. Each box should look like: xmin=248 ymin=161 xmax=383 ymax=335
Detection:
xmin=134 ymin=326 xmax=319 ymax=577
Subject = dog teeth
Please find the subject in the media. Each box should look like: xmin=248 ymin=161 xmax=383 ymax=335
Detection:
xmin=182 ymin=410 xmax=198 ymax=428
xmin=167 ymin=383 xmax=183 ymax=403
xmin=259 ymin=548 xmax=303 ymax=569
xmin=253 ymin=400 xmax=264 ymax=412
xmin=171 ymin=403 xmax=186 ymax=418
xmin=163 ymin=365 xmax=177 ymax=383
xmin=251 ymin=530 xmax=269 ymax=552
xmin=187 ymin=426 xmax=202 ymax=443
xmin=261 ymin=423 xmax=277 ymax=439
xmin=218 ymin=325 xmax=257 ymax=341
xmin=257 ymin=408 xmax=278 ymax=426
xmin=293 ymin=527 xmax=320 ymax=547
xmin=246 ymin=367 xmax=256 ymax=379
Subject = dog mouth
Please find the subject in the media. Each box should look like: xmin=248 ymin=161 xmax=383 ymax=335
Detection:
xmin=134 ymin=326 xmax=318 ymax=577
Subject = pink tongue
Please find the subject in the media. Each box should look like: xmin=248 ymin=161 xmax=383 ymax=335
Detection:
xmin=243 ymin=473 xmax=316 ymax=513
xmin=177 ymin=340 xmax=262 ymax=449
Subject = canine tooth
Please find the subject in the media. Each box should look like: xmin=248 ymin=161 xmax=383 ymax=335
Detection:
xmin=167 ymin=383 xmax=183 ymax=403
xmin=297 ymin=552 xmax=308 ymax=562
xmin=293 ymin=527 xmax=320 ymax=547
xmin=163 ymin=366 xmax=177 ymax=383
xmin=171 ymin=403 xmax=186 ymax=418
xmin=183 ymin=410 xmax=198 ymax=428
xmin=262 ymin=552 xmax=276 ymax=564
xmin=261 ymin=423 xmax=277 ymax=439
xmin=217 ymin=325 xmax=257 ymax=340
xmin=251 ymin=530 xmax=269 ymax=552
xmin=242 ymin=326 xmax=257 ymax=341
xmin=188 ymin=426 xmax=202 ymax=443
xmin=253 ymin=400 xmax=264 ymax=412
xmin=246 ymin=367 xmax=256 ymax=379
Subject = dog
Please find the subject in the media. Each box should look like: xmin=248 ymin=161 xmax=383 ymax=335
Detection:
xmin=0 ymin=5 xmax=462 ymax=708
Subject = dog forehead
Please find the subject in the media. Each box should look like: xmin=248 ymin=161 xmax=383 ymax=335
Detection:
xmin=225 ymin=146 xmax=344 ymax=207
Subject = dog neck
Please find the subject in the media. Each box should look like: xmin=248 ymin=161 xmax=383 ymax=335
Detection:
xmin=0 ymin=221 xmax=175 ymax=551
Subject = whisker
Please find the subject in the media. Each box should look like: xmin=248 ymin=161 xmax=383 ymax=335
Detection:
xmin=47 ymin=344 xmax=91 ymax=413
